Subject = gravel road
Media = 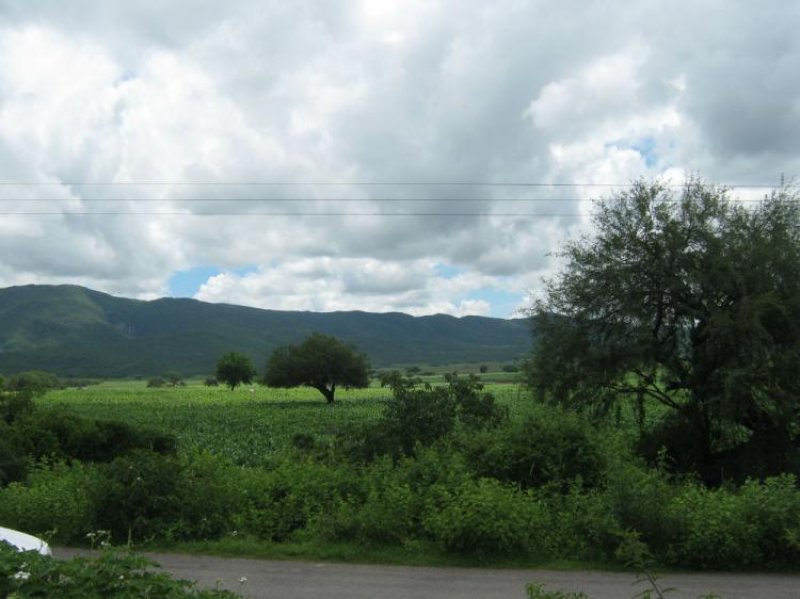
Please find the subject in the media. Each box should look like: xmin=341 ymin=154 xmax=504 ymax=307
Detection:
xmin=53 ymin=548 xmax=800 ymax=599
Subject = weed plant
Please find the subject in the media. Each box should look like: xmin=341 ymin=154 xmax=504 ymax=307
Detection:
xmin=0 ymin=541 xmax=241 ymax=598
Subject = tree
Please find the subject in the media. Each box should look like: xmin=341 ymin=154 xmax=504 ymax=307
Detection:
xmin=6 ymin=370 xmax=61 ymax=395
xmin=525 ymin=178 xmax=800 ymax=482
xmin=163 ymin=371 xmax=184 ymax=387
xmin=216 ymin=352 xmax=257 ymax=391
xmin=263 ymin=332 xmax=369 ymax=403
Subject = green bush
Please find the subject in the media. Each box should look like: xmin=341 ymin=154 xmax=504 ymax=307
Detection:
xmin=0 ymin=420 xmax=29 ymax=485
xmin=0 ymin=389 xmax=34 ymax=424
xmin=96 ymin=450 xmax=183 ymax=542
xmin=602 ymin=460 xmax=679 ymax=555
xmin=667 ymin=475 xmax=800 ymax=569
xmin=171 ymin=449 xmax=247 ymax=541
xmin=381 ymin=375 xmax=457 ymax=456
xmin=5 ymin=370 xmax=61 ymax=394
xmin=0 ymin=543 xmax=241 ymax=598
xmin=347 ymin=374 xmax=502 ymax=461
xmin=236 ymin=456 xmax=362 ymax=542
xmin=447 ymin=373 xmax=505 ymax=430
xmin=461 ymin=405 xmax=605 ymax=490
xmin=13 ymin=409 xmax=176 ymax=463
xmin=423 ymin=477 xmax=546 ymax=556
xmin=0 ymin=461 xmax=102 ymax=544
xmin=321 ymin=457 xmax=418 ymax=545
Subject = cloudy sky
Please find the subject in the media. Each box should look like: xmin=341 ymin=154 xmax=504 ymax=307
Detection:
xmin=0 ymin=1 xmax=798 ymax=317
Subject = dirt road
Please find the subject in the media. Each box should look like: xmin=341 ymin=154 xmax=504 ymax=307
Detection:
xmin=53 ymin=548 xmax=800 ymax=599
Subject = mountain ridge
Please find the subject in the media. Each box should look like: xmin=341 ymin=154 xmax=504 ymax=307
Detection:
xmin=0 ymin=284 xmax=531 ymax=377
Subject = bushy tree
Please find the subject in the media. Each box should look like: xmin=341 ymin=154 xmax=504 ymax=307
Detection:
xmin=215 ymin=352 xmax=257 ymax=391
xmin=263 ymin=333 xmax=369 ymax=403
xmin=526 ymin=178 xmax=800 ymax=482
xmin=5 ymin=371 xmax=60 ymax=395
xmin=346 ymin=372 xmax=504 ymax=460
xmin=164 ymin=371 xmax=184 ymax=387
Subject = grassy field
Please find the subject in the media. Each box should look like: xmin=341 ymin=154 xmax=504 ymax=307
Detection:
xmin=42 ymin=377 xmax=528 ymax=467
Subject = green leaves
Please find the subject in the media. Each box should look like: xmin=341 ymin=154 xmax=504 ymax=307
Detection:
xmin=263 ymin=333 xmax=370 ymax=403
xmin=215 ymin=352 xmax=256 ymax=391
xmin=527 ymin=178 xmax=800 ymax=481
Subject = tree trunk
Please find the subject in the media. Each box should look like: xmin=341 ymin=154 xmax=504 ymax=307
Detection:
xmin=317 ymin=385 xmax=335 ymax=404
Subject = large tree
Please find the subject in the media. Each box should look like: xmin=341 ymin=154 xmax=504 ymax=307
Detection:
xmin=216 ymin=351 xmax=257 ymax=391
xmin=526 ymin=179 xmax=800 ymax=481
xmin=263 ymin=332 xmax=370 ymax=403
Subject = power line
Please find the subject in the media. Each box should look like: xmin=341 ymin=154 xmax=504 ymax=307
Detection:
xmin=0 ymin=211 xmax=591 ymax=217
xmin=0 ymin=196 xmax=782 ymax=203
xmin=0 ymin=180 xmax=784 ymax=189
xmin=0 ymin=197 xmax=597 ymax=202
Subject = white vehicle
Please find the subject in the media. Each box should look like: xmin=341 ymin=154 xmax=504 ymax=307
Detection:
xmin=0 ymin=526 xmax=52 ymax=555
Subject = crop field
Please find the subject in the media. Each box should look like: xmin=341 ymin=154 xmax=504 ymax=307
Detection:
xmin=41 ymin=380 xmax=528 ymax=467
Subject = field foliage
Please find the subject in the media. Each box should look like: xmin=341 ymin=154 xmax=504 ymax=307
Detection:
xmin=1 ymin=376 xmax=799 ymax=571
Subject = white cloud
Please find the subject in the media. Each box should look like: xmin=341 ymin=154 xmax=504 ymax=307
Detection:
xmin=0 ymin=1 xmax=797 ymax=315
xmin=194 ymin=258 xmax=504 ymax=316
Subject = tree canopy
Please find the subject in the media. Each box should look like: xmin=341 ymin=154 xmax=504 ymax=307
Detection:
xmin=525 ymin=179 xmax=800 ymax=482
xmin=263 ymin=333 xmax=370 ymax=403
xmin=215 ymin=352 xmax=257 ymax=391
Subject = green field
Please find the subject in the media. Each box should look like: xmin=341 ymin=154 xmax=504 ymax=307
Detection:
xmin=42 ymin=378 xmax=528 ymax=467
xmin=5 ymin=374 xmax=796 ymax=573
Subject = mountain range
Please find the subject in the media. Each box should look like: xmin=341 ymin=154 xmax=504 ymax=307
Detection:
xmin=0 ymin=285 xmax=531 ymax=378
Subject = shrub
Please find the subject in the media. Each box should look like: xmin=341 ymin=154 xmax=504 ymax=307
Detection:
xmin=423 ymin=477 xmax=546 ymax=556
xmin=5 ymin=370 xmax=61 ymax=395
xmin=461 ymin=405 xmax=605 ymax=490
xmin=320 ymin=457 xmax=418 ymax=545
xmin=348 ymin=374 xmax=502 ymax=461
xmin=448 ymin=373 xmax=505 ymax=430
xmin=236 ymin=457 xmax=361 ymax=542
xmin=95 ymin=450 xmax=183 ymax=542
xmin=171 ymin=450 xmax=247 ymax=541
xmin=0 ymin=461 xmax=102 ymax=544
xmin=13 ymin=409 xmax=176 ymax=463
xmin=0 ymin=421 xmax=29 ymax=484
xmin=0 ymin=390 xmax=34 ymax=424
xmin=667 ymin=475 xmax=800 ymax=569
xmin=602 ymin=460 xmax=679 ymax=555
xmin=0 ymin=543 xmax=242 ymax=598
xmin=542 ymin=485 xmax=621 ymax=561
xmin=164 ymin=371 xmax=184 ymax=387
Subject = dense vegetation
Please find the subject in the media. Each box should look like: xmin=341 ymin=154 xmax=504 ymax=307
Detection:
xmin=527 ymin=180 xmax=800 ymax=485
xmin=0 ymin=540 xmax=240 ymax=598
xmin=0 ymin=378 xmax=798 ymax=572
xmin=0 ymin=284 xmax=528 ymax=376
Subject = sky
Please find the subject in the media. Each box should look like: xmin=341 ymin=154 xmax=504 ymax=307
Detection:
xmin=0 ymin=1 xmax=798 ymax=318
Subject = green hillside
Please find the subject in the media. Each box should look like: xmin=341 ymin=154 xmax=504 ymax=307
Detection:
xmin=0 ymin=285 xmax=530 ymax=377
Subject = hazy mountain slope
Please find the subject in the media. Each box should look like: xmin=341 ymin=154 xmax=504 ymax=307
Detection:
xmin=0 ymin=285 xmax=530 ymax=377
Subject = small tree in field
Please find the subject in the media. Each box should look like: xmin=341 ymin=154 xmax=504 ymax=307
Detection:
xmin=216 ymin=352 xmax=257 ymax=391
xmin=263 ymin=332 xmax=370 ymax=404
